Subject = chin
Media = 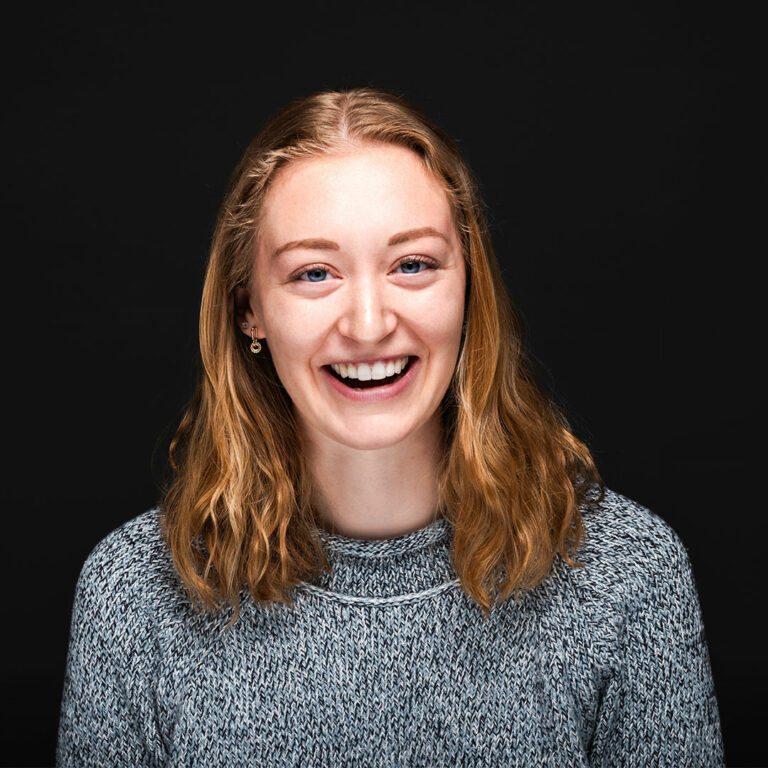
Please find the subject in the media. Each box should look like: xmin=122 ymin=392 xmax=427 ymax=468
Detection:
xmin=329 ymin=423 xmax=417 ymax=451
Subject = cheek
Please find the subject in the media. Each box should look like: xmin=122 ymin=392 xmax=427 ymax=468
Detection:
xmin=262 ymin=292 xmax=321 ymax=342
xmin=262 ymin=296 xmax=329 ymax=381
xmin=403 ymin=316 xmax=463 ymax=374
xmin=409 ymin=281 xmax=465 ymax=352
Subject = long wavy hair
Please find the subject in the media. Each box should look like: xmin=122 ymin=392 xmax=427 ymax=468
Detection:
xmin=160 ymin=86 xmax=602 ymax=623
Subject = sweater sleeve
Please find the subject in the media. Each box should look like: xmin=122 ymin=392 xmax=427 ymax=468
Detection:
xmin=588 ymin=530 xmax=725 ymax=767
xmin=56 ymin=537 xmax=167 ymax=767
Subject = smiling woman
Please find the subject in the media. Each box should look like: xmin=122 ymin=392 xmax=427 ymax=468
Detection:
xmin=233 ymin=142 xmax=466 ymax=463
xmin=56 ymin=87 xmax=725 ymax=767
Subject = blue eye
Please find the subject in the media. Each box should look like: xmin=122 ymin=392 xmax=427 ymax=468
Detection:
xmin=397 ymin=259 xmax=431 ymax=274
xmin=297 ymin=268 xmax=331 ymax=283
xmin=400 ymin=256 xmax=439 ymax=273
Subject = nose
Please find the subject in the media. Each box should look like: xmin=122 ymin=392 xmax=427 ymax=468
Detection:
xmin=335 ymin=277 xmax=397 ymax=345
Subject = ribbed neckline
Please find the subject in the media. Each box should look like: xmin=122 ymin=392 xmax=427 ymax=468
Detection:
xmin=302 ymin=517 xmax=458 ymax=601
xmin=315 ymin=517 xmax=450 ymax=555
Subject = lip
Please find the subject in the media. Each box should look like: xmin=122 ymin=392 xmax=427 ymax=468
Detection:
xmin=322 ymin=356 xmax=420 ymax=402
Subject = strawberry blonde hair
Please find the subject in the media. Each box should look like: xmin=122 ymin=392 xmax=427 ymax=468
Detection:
xmin=160 ymin=86 xmax=602 ymax=623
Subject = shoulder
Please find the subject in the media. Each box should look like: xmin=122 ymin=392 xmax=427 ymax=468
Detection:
xmin=79 ymin=509 xmax=171 ymax=587
xmin=73 ymin=509 xmax=182 ymax=628
xmin=580 ymin=487 xmax=689 ymax=566
xmin=571 ymin=487 xmax=696 ymax=606
xmin=67 ymin=510 xmax=235 ymax=686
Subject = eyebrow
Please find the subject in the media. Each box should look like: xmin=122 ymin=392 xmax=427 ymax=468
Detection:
xmin=387 ymin=226 xmax=449 ymax=247
xmin=271 ymin=226 xmax=449 ymax=261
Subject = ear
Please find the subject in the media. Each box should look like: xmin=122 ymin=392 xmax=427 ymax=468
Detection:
xmin=234 ymin=285 xmax=263 ymax=338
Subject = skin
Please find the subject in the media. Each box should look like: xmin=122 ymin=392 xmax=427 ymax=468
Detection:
xmin=235 ymin=141 xmax=466 ymax=539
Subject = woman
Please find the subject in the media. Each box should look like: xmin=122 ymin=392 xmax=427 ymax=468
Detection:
xmin=56 ymin=87 xmax=725 ymax=766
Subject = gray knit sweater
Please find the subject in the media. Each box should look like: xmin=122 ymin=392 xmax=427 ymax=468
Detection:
xmin=56 ymin=489 xmax=725 ymax=767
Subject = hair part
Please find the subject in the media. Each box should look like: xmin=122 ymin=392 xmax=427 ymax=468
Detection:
xmin=160 ymin=86 xmax=603 ymax=626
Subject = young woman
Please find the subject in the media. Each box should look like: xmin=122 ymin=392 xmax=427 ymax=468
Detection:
xmin=57 ymin=87 xmax=725 ymax=766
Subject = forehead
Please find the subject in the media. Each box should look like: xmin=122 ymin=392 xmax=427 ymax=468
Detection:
xmin=258 ymin=143 xmax=455 ymax=248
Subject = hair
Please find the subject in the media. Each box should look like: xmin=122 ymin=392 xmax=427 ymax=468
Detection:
xmin=160 ymin=86 xmax=603 ymax=624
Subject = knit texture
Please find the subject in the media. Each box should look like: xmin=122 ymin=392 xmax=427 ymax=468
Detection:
xmin=56 ymin=489 xmax=725 ymax=767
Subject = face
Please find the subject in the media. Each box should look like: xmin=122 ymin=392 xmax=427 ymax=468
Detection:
xmin=237 ymin=142 xmax=466 ymax=451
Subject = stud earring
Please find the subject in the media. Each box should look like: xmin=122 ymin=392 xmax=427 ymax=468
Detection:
xmin=241 ymin=322 xmax=248 ymax=328
xmin=250 ymin=327 xmax=262 ymax=354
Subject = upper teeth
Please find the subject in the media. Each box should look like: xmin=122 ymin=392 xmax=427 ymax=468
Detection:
xmin=330 ymin=356 xmax=409 ymax=380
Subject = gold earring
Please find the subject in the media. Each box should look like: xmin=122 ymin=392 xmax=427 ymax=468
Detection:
xmin=250 ymin=327 xmax=262 ymax=354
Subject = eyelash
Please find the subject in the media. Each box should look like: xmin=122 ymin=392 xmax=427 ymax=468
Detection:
xmin=292 ymin=255 xmax=439 ymax=283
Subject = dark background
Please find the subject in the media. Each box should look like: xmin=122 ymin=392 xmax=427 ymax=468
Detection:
xmin=3 ymin=2 xmax=755 ymax=766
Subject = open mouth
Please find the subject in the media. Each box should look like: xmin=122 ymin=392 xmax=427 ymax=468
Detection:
xmin=325 ymin=356 xmax=414 ymax=389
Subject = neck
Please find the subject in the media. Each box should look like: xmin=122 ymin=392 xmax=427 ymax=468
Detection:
xmin=302 ymin=412 xmax=444 ymax=540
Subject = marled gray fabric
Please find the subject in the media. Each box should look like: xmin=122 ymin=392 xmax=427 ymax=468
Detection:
xmin=56 ymin=489 xmax=725 ymax=766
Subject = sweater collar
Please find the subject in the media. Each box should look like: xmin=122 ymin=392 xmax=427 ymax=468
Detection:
xmin=303 ymin=517 xmax=457 ymax=600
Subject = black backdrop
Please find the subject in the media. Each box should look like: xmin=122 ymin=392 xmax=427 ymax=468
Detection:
xmin=3 ymin=3 xmax=755 ymax=766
